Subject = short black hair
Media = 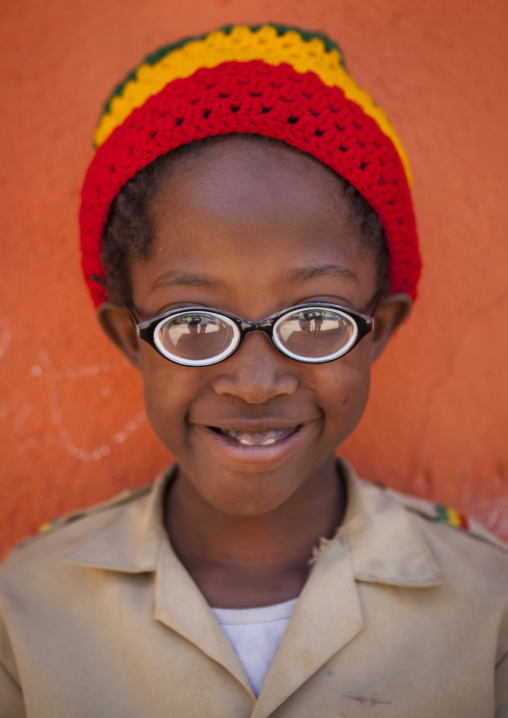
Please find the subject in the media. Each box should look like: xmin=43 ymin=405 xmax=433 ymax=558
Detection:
xmin=102 ymin=134 xmax=390 ymax=306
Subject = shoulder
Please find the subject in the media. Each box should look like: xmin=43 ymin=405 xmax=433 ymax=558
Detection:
xmin=0 ymin=462 xmax=177 ymax=590
xmin=33 ymin=486 xmax=150 ymax=538
xmin=359 ymin=478 xmax=508 ymax=583
xmin=384 ymin=483 xmax=508 ymax=552
xmin=0 ymin=483 xmax=151 ymax=586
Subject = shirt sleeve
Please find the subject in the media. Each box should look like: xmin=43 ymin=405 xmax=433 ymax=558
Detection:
xmin=0 ymin=659 xmax=25 ymax=718
xmin=0 ymin=587 xmax=25 ymax=718
xmin=496 ymin=650 xmax=508 ymax=717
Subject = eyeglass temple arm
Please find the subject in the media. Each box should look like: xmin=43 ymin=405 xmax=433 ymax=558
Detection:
xmin=90 ymin=275 xmax=142 ymax=326
xmin=364 ymin=289 xmax=385 ymax=316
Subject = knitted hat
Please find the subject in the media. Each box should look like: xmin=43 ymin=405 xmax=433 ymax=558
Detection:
xmin=80 ymin=24 xmax=420 ymax=307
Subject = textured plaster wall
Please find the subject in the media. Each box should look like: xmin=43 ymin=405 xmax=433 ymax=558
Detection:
xmin=1 ymin=0 xmax=507 ymax=557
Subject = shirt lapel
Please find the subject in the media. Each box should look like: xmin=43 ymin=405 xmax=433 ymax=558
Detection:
xmin=65 ymin=466 xmax=254 ymax=696
xmin=154 ymin=537 xmax=254 ymax=696
xmin=252 ymin=530 xmax=363 ymax=718
xmin=251 ymin=460 xmax=443 ymax=718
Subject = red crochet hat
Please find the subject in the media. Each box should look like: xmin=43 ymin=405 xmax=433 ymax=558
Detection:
xmin=80 ymin=24 xmax=420 ymax=307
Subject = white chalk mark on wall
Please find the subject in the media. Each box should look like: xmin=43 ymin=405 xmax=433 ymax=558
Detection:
xmin=29 ymin=350 xmax=146 ymax=463
xmin=471 ymin=495 xmax=508 ymax=537
xmin=0 ymin=402 xmax=19 ymax=419
xmin=0 ymin=318 xmax=11 ymax=358
xmin=0 ymin=398 xmax=32 ymax=427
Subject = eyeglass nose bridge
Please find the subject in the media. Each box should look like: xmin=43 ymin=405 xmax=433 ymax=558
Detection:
xmin=235 ymin=317 xmax=279 ymax=346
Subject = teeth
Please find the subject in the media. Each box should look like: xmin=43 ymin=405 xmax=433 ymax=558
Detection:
xmin=221 ymin=428 xmax=294 ymax=446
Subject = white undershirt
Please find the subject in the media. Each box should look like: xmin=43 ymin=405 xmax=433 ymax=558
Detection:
xmin=211 ymin=598 xmax=298 ymax=696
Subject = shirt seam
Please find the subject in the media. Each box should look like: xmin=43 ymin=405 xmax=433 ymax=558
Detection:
xmin=496 ymin=646 xmax=508 ymax=670
xmin=0 ymin=655 xmax=22 ymax=692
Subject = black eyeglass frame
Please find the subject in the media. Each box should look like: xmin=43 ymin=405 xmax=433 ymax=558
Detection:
xmin=126 ymin=290 xmax=383 ymax=367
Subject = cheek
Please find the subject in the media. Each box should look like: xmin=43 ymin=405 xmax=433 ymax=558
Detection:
xmin=318 ymin=353 xmax=372 ymax=442
xmin=139 ymin=351 xmax=197 ymax=447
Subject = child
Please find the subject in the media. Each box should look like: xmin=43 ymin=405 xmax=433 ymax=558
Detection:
xmin=1 ymin=24 xmax=507 ymax=717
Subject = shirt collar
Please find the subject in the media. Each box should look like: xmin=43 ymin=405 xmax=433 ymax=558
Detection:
xmin=335 ymin=459 xmax=443 ymax=586
xmin=64 ymin=466 xmax=174 ymax=572
xmin=65 ymin=460 xmax=443 ymax=587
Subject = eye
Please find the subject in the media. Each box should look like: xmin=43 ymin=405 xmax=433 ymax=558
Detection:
xmin=154 ymin=310 xmax=240 ymax=364
xmin=273 ymin=307 xmax=358 ymax=361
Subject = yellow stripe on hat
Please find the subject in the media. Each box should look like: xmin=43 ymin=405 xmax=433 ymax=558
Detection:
xmin=94 ymin=25 xmax=412 ymax=185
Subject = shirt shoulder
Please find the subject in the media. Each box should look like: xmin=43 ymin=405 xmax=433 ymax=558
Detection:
xmin=381 ymin=484 xmax=508 ymax=556
xmin=352 ymin=476 xmax=508 ymax=601
xmin=1 ymin=465 xmax=174 ymax=590
xmin=22 ymin=484 xmax=150 ymax=545
xmin=0 ymin=484 xmax=152 ymax=581
xmin=33 ymin=485 xmax=150 ymax=538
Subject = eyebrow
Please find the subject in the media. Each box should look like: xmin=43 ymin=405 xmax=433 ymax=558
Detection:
xmin=150 ymin=263 xmax=357 ymax=294
xmin=284 ymin=264 xmax=358 ymax=283
xmin=150 ymin=269 xmax=224 ymax=293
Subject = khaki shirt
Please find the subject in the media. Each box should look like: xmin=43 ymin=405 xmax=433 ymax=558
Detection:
xmin=1 ymin=461 xmax=507 ymax=717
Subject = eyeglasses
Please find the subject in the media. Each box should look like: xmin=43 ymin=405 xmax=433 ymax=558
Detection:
xmin=127 ymin=291 xmax=382 ymax=367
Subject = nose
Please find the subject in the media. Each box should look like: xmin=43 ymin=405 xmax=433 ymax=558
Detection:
xmin=211 ymin=331 xmax=298 ymax=403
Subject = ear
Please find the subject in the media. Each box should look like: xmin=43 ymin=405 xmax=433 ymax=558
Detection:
xmin=97 ymin=302 xmax=142 ymax=368
xmin=369 ymin=292 xmax=413 ymax=362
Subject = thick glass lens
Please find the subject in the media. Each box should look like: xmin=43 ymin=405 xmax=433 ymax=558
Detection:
xmin=274 ymin=307 xmax=357 ymax=361
xmin=155 ymin=311 xmax=238 ymax=364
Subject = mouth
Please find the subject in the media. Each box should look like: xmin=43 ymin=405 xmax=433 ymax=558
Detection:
xmin=209 ymin=426 xmax=300 ymax=446
xmin=191 ymin=419 xmax=318 ymax=469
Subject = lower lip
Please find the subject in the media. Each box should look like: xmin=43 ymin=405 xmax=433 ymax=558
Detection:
xmin=191 ymin=422 xmax=318 ymax=469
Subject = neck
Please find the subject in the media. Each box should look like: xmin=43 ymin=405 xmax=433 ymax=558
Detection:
xmin=165 ymin=458 xmax=345 ymax=608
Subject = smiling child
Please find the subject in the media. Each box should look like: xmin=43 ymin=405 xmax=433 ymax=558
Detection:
xmin=0 ymin=24 xmax=507 ymax=718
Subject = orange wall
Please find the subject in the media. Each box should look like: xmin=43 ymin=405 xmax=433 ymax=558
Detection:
xmin=1 ymin=0 xmax=507 ymax=557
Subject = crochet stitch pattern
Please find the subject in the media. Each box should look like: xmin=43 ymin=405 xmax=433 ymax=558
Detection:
xmin=80 ymin=24 xmax=420 ymax=307
xmin=94 ymin=24 xmax=411 ymax=183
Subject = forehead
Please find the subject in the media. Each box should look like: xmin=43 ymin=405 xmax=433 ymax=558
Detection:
xmin=152 ymin=136 xmax=356 ymax=239
xmin=132 ymin=137 xmax=378 ymax=309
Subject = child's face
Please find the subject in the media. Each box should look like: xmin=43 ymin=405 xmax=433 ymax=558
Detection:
xmin=100 ymin=138 xmax=410 ymax=517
